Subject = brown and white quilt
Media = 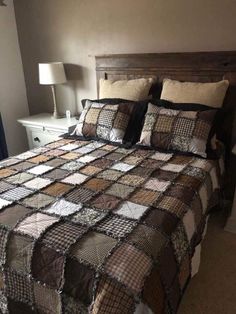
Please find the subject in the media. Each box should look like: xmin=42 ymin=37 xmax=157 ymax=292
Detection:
xmin=0 ymin=138 xmax=222 ymax=313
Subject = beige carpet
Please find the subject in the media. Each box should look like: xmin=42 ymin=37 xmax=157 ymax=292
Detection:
xmin=178 ymin=210 xmax=236 ymax=314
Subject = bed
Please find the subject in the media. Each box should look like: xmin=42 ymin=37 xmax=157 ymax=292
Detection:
xmin=0 ymin=51 xmax=235 ymax=314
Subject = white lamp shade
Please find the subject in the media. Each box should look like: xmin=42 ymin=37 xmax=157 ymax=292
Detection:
xmin=39 ymin=62 xmax=67 ymax=85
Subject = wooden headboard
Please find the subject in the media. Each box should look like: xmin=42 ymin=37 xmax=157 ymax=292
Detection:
xmin=95 ymin=51 xmax=236 ymax=197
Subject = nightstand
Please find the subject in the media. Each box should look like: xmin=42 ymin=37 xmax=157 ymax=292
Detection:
xmin=225 ymin=144 xmax=236 ymax=233
xmin=18 ymin=113 xmax=78 ymax=149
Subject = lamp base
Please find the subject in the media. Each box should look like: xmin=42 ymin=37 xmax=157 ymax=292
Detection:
xmin=51 ymin=112 xmax=64 ymax=119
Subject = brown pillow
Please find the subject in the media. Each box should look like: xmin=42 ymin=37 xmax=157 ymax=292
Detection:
xmin=161 ymin=78 xmax=229 ymax=108
xmin=138 ymin=103 xmax=217 ymax=158
xmin=72 ymin=100 xmax=135 ymax=143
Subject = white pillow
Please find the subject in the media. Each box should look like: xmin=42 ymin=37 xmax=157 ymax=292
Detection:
xmin=161 ymin=78 xmax=229 ymax=108
xmin=99 ymin=78 xmax=153 ymax=101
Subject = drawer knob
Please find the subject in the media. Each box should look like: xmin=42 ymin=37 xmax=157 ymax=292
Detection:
xmin=34 ymin=137 xmax=40 ymax=142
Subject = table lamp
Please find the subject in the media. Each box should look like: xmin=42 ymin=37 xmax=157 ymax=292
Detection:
xmin=39 ymin=62 xmax=67 ymax=119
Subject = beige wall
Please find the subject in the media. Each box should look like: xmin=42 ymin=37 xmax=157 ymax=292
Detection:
xmin=14 ymin=0 xmax=236 ymax=115
xmin=0 ymin=0 xmax=29 ymax=155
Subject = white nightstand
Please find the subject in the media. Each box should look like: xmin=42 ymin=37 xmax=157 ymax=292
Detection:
xmin=18 ymin=113 xmax=78 ymax=149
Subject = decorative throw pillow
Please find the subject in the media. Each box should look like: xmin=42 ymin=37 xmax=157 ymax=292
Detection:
xmin=138 ymin=103 xmax=217 ymax=158
xmin=72 ymin=100 xmax=136 ymax=143
xmin=161 ymin=78 xmax=229 ymax=108
xmin=99 ymin=78 xmax=154 ymax=101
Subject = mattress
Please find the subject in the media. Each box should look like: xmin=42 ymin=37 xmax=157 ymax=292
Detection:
xmin=0 ymin=138 xmax=223 ymax=313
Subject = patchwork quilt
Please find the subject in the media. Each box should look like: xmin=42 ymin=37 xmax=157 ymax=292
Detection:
xmin=0 ymin=138 xmax=222 ymax=314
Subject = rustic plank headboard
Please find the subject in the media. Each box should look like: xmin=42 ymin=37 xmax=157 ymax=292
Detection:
xmin=95 ymin=51 xmax=236 ymax=197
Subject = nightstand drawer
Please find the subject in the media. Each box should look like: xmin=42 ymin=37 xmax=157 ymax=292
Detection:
xmin=27 ymin=128 xmax=62 ymax=149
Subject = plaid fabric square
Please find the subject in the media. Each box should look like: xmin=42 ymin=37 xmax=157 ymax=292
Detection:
xmin=34 ymin=282 xmax=62 ymax=314
xmin=1 ymin=187 xmax=33 ymax=201
xmin=15 ymin=213 xmax=59 ymax=238
xmin=156 ymin=196 xmax=187 ymax=218
xmin=28 ymin=154 xmax=51 ymax=164
xmin=6 ymin=233 xmax=34 ymax=273
xmin=113 ymin=112 xmax=129 ymax=130
xmin=21 ymin=193 xmax=55 ymax=209
xmin=111 ymin=163 xmax=134 ymax=172
xmin=97 ymin=169 xmax=123 ymax=181
xmin=154 ymin=115 xmax=174 ymax=132
xmin=115 ymin=201 xmax=148 ymax=220
xmin=98 ymin=109 xmax=115 ymax=128
xmin=96 ymin=215 xmax=136 ymax=238
xmin=171 ymin=224 xmax=189 ymax=263
xmin=83 ymin=178 xmax=111 ymax=192
xmin=130 ymin=189 xmax=160 ymax=206
xmin=27 ymin=165 xmax=53 ymax=175
xmin=85 ymin=107 xmax=100 ymax=124
xmin=44 ymin=199 xmax=82 ymax=217
xmin=92 ymin=276 xmax=134 ymax=314
xmin=128 ymin=224 xmax=167 ymax=259
xmin=105 ymin=243 xmax=152 ymax=293
xmin=0 ymin=181 xmax=14 ymax=193
xmin=145 ymin=179 xmax=171 ymax=192
xmin=0 ymin=290 xmax=7 ymax=314
xmin=70 ymin=231 xmax=117 ymax=267
xmin=5 ymin=269 xmax=33 ymax=304
xmin=42 ymin=182 xmax=73 ymax=197
xmin=118 ymin=174 xmax=145 ymax=187
xmin=80 ymin=166 xmax=101 ymax=176
xmin=0 ymin=198 xmax=12 ymax=209
xmin=62 ymin=173 xmax=88 ymax=185
xmin=173 ymin=118 xmax=195 ymax=137
xmin=5 ymin=172 xmax=34 ymax=185
xmin=61 ymin=161 xmax=84 ymax=172
xmin=89 ymin=194 xmax=121 ymax=211
xmin=106 ymin=183 xmax=135 ymax=199
xmin=65 ymin=187 xmax=95 ymax=204
xmin=41 ymin=222 xmax=87 ymax=252
xmin=23 ymin=177 xmax=52 ymax=190
xmin=43 ymin=168 xmax=69 ymax=180
xmin=0 ymin=168 xmax=16 ymax=179
xmin=0 ymin=204 xmax=30 ymax=228
xmin=193 ymin=120 xmax=211 ymax=139
xmin=0 ymin=227 xmax=8 ymax=265
xmin=71 ymin=207 xmax=107 ymax=226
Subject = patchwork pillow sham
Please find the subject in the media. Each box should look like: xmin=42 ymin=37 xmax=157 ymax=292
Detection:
xmin=138 ymin=103 xmax=217 ymax=158
xmin=72 ymin=100 xmax=136 ymax=144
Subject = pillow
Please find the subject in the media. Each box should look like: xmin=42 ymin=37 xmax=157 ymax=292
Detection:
xmin=72 ymin=100 xmax=136 ymax=144
xmin=99 ymin=78 xmax=153 ymax=101
xmin=161 ymin=78 xmax=229 ymax=108
xmin=138 ymin=103 xmax=217 ymax=158
xmin=81 ymin=98 xmax=148 ymax=144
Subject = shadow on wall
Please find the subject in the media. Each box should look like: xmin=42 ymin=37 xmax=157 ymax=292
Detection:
xmin=64 ymin=63 xmax=88 ymax=113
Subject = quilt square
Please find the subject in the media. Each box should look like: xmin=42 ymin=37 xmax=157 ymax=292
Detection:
xmin=45 ymin=149 xmax=65 ymax=157
xmin=118 ymin=174 xmax=146 ymax=187
xmin=80 ymin=165 xmax=101 ymax=176
xmin=5 ymin=269 xmax=33 ymax=304
xmin=0 ymin=227 xmax=8 ymax=265
xmin=115 ymin=201 xmax=148 ymax=220
xmin=28 ymin=154 xmax=51 ymax=164
xmin=156 ymin=196 xmax=188 ymax=218
xmin=140 ymin=159 xmax=163 ymax=169
xmin=1 ymin=187 xmax=33 ymax=201
xmin=96 ymin=215 xmax=136 ymax=238
xmin=10 ymin=160 xmax=34 ymax=171
xmin=0 ymin=181 xmax=14 ymax=193
xmin=27 ymin=165 xmax=53 ymax=175
xmin=65 ymin=187 xmax=95 ymax=204
xmin=145 ymin=178 xmax=171 ymax=192
xmin=106 ymin=152 xmax=124 ymax=161
xmin=61 ymin=161 xmax=84 ymax=172
xmin=34 ymin=282 xmax=62 ymax=314
xmin=23 ymin=177 xmax=52 ymax=190
xmin=122 ymin=155 xmax=143 ymax=165
xmin=130 ymin=189 xmax=160 ymax=206
xmin=62 ymin=173 xmax=88 ymax=185
xmin=70 ymin=231 xmax=117 ymax=267
xmin=44 ymin=199 xmax=82 ymax=217
xmin=0 ymin=158 xmax=19 ymax=168
xmin=43 ymin=168 xmax=69 ymax=180
xmin=105 ymin=243 xmax=152 ymax=293
xmin=15 ymin=212 xmax=59 ymax=238
xmin=111 ymin=163 xmax=135 ymax=172
xmin=89 ymin=149 xmax=108 ymax=158
xmin=97 ymin=169 xmax=123 ymax=181
xmin=0 ymin=198 xmax=12 ymax=209
xmin=150 ymin=152 xmax=173 ymax=161
xmin=42 ymin=182 xmax=73 ymax=197
xmin=161 ymin=163 xmax=186 ymax=173
xmin=60 ymin=143 xmax=80 ymax=151
xmin=171 ymin=224 xmax=189 ymax=263
xmin=90 ymin=158 xmax=113 ymax=169
xmin=32 ymin=243 xmax=64 ymax=289
xmin=0 ymin=168 xmax=16 ymax=179
xmin=21 ymin=193 xmax=55 ymax=209
xmin=83 ymin=178 xmax=111 ymax=192
xmin=45 ymin=158 xmax=67 ymax=167
xmin=75 ymin=146 xmax=95 ymax=154
xmin=15 ymin=151 xmax=37 ymax=160
xmin=77 ymin=155 xmax=97 ymax=163
xmin=41 ymin=221 xmax=87 ymax=252
xmin=0 ymin=204 xmax=31 ymax=228
xmin=106 ymin=183 xmax=135 ymax=199
xmin=6 ymin=233 xmax=34 ymax=273
xmin=89 ymin=194 xmax=121 ymax=211
xmin=129 ymin=166 xmax=153 ymax=177
xmin=71 ymin=208 xmax=107 ymax=226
